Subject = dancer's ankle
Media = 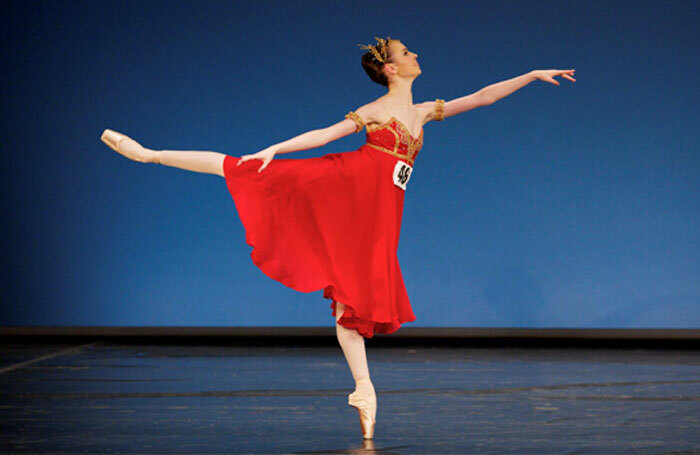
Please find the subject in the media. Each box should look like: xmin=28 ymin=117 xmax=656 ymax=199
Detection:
xmin=355 ymin=377 xmax=375 ymax=394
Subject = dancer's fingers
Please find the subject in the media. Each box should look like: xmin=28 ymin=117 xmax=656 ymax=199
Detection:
xmin=237 ymin=155 xmax=253 ymax=166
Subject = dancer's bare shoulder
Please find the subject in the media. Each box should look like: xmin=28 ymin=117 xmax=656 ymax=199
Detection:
xmin=352 ymin=98 xmax=436 ymax=130
xmin=322 ymin=99 xmax=384 ymax=142
xmin=353 ymin=99 xmax=390 ymax=127
xmin=415 ymin=100 xmax=441 ymax=125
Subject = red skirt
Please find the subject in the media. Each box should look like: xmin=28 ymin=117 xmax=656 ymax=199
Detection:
xmin=222 ymin=144 xmax=416 ymax=338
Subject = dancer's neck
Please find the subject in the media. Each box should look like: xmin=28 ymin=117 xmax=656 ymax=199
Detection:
xmin=385 ymin=78 xmax=414 ymax=107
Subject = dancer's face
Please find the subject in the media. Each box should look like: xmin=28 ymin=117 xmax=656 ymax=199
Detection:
xmin=385 ymin=41 xmax=421 ymax=79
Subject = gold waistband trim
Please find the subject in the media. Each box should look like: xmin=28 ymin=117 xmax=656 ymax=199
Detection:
xmin=365 ymin=143 xmax=415 ymax=166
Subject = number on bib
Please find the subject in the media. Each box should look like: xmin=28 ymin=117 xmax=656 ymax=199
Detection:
xmin=392 ymin=160 xmax=413 ymax=190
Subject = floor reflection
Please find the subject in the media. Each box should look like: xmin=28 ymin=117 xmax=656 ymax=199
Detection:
xmin=293 ymin=440 xmax=415 ymax=454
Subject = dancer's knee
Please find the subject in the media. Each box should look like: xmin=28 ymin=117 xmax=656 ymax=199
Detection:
xmin=335 ymin=301 xmax=365 ymax=343
xmin=335 ymin=301 xmax=345 ymax=323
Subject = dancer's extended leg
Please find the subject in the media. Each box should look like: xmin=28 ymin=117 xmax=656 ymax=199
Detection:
xmin=155 ymin=150 xmax=226 ymax=177
xmin=101 ymin=129 xmax=226 ymax=177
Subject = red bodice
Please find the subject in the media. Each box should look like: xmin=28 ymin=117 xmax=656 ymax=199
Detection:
xmin=364 ymin=117 xmax=424 ymax=166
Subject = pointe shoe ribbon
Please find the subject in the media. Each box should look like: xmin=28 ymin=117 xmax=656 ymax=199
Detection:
xmin=348 ymin=390 xmax=376 ymax=439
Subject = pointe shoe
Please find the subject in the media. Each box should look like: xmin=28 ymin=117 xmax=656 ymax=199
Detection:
xmin=348 ymin=388 xmax=376 ymax=439
xmin=101 ymin=129 xmax=154 ymax=163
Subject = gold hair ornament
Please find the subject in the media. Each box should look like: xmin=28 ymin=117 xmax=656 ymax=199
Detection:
xmin=358 ymin=36 xmax=394 ymax=64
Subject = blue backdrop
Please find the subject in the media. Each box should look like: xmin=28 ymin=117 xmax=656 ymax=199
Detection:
xmin=1 ymin=0 xmax=698 ymax=329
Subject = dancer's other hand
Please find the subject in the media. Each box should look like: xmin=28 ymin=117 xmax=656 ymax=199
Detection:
xmin=237 ymin=146 xmax=277 ymax=173
xmin=533 ymin=69 xmax=576 ymax=85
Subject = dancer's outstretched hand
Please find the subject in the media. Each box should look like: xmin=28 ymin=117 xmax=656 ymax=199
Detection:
xmin=237 ymin=146 xmax=277 ymax=173
xmin=533 ymin=69 xmax=576 ymax=85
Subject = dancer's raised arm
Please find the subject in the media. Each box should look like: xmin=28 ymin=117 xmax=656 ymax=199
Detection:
xmin=429 ymin=69 xmax=576 ymax=121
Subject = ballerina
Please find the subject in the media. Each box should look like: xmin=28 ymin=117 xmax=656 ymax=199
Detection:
xmin=101 ymin=36 xmax=575 ymax=439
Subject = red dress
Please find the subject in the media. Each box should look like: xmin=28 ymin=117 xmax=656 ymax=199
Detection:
xmin=222 ymin=105 xmax=441 ymax=338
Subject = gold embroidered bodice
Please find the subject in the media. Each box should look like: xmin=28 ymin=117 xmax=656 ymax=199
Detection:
xmin=345 ymin=99 xmax=444 ymax=166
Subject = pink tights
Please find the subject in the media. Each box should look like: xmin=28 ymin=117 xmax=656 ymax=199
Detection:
xmin=335 ymin=302 xmax=375 ymax=395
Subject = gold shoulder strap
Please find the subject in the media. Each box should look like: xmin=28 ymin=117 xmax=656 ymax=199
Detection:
xmin=345 ymin=111 xmax=366 ymax=133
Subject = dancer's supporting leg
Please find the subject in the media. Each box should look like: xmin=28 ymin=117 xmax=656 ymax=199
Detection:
xmin=335 ymin=302 xmax=375 ymax=396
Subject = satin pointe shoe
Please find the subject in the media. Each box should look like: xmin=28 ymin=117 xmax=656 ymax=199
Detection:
xmin=348 ymin=388 xmax=377 ymax=439
xmin=101 ymin=129 xmax=153 ymax=163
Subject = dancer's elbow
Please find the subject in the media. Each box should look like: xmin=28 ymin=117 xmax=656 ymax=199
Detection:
xmin=319 ymin=122 xmax=355 ymax=146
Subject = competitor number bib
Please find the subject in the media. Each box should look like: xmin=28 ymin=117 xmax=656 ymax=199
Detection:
xmin=392 ymin=160 xmax=413 ymax=190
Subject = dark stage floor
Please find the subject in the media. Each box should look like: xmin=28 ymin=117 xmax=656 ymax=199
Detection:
xmin=1 ymin=340 xmax=699 ymax=454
